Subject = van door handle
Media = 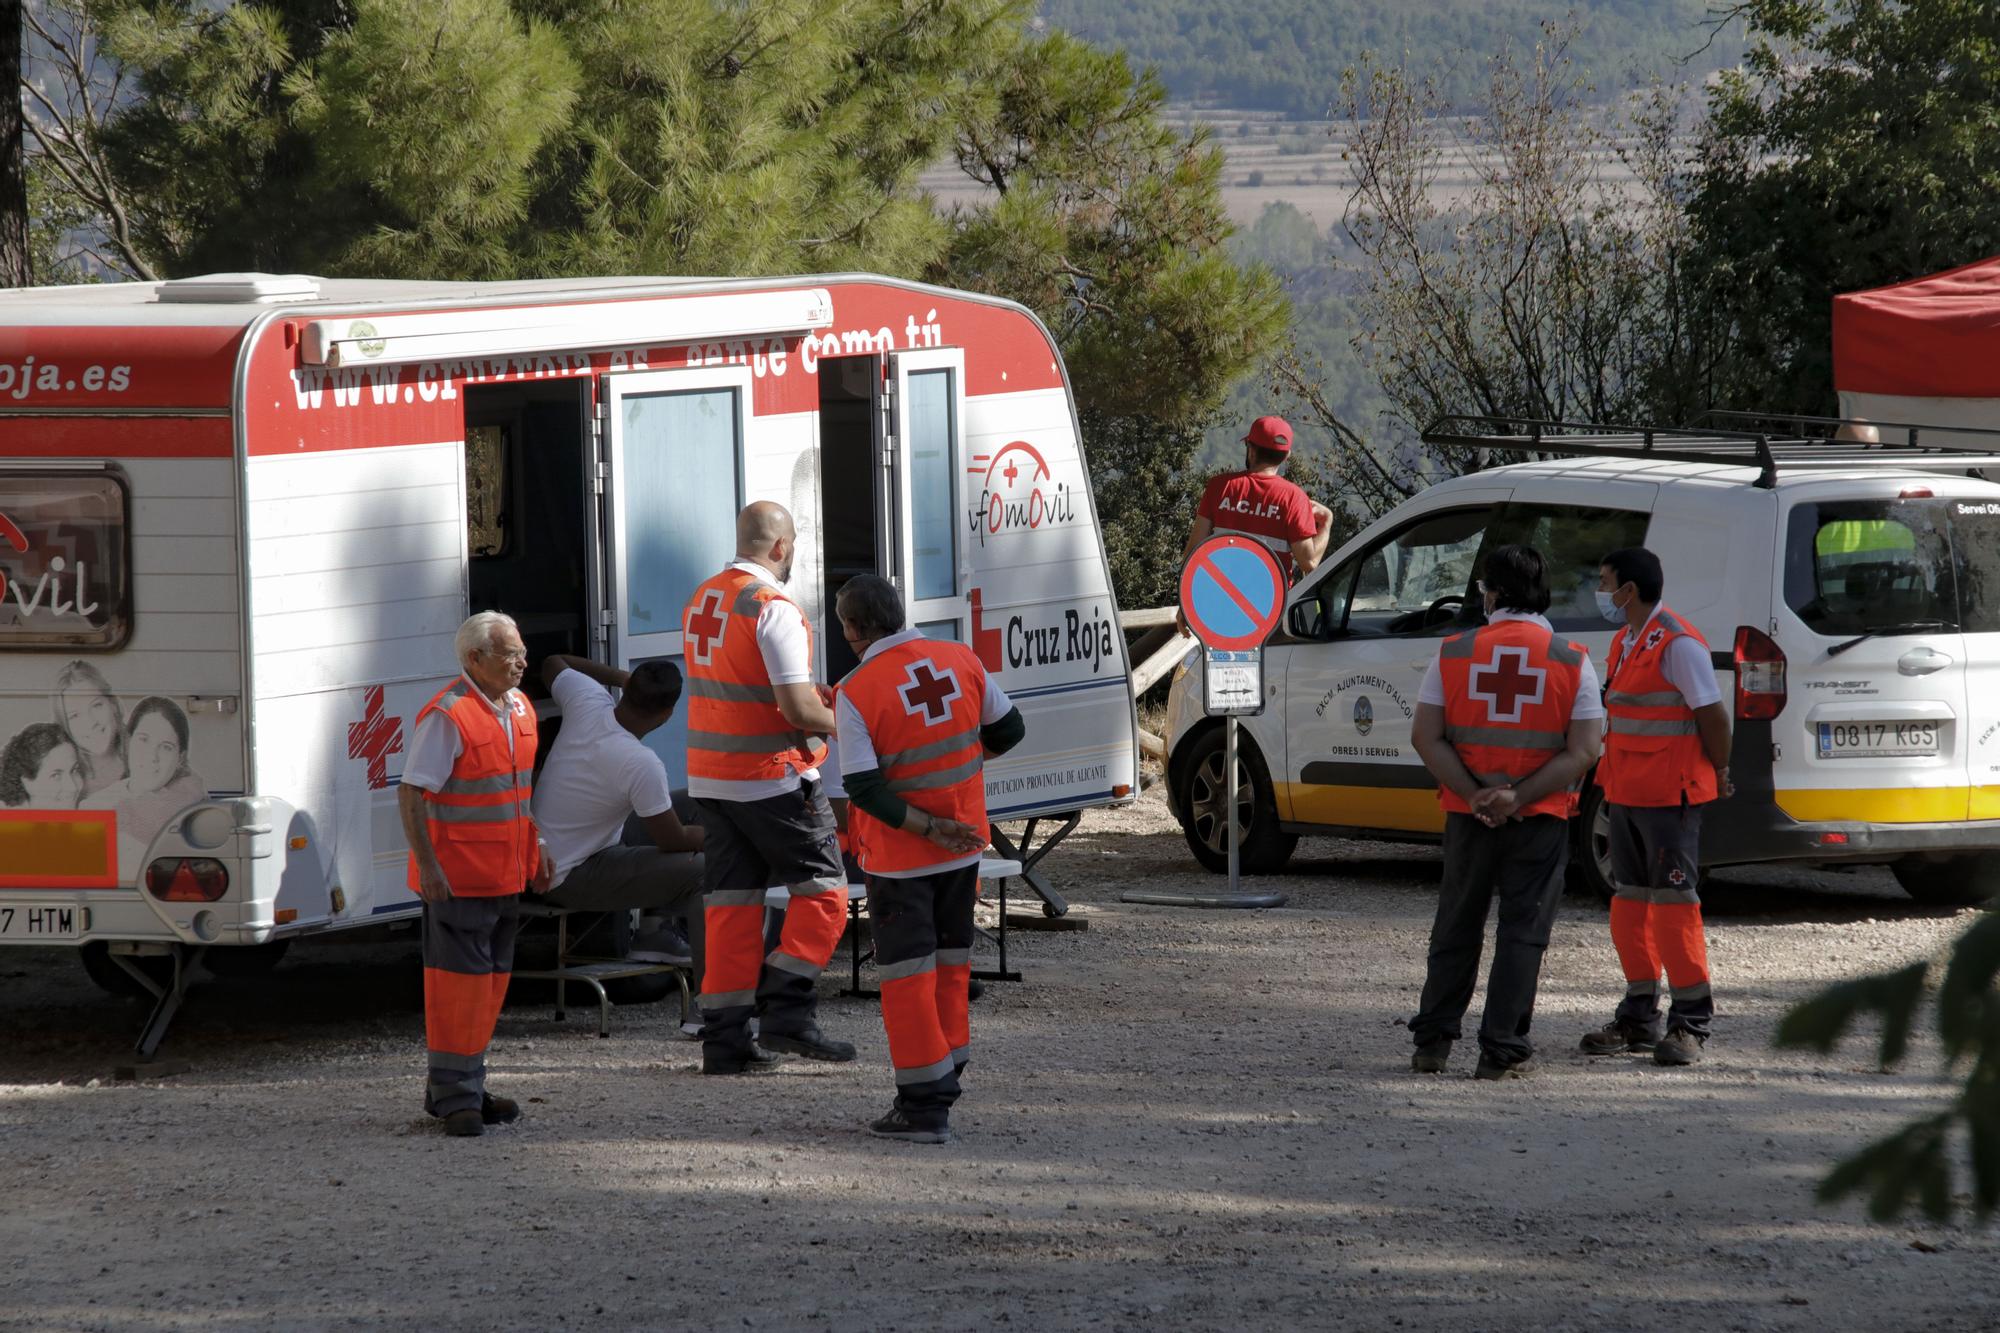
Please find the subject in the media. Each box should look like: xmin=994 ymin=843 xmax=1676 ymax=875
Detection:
xmin=1897 ymin=646 xmax=1953 ymax=676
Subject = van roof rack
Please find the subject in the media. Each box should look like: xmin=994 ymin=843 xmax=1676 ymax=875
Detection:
xmin=1420 ymin=414 xmax=2000 ymax=489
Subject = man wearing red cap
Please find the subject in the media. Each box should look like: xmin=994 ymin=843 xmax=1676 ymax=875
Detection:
xmin=1181 ymin=416 xmax=1332 ymax=598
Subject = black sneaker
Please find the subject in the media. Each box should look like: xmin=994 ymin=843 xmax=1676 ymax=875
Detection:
xmin=1474 ymin=1054 xmax=1536 ymax=1081
xmin=1653 ymin=1029 xmax=1705 ymax=1067
xmin=870 ymin=1107 xmax=951 ymax=1144
xmin=702 ymin=1045 xmax=784 ymax=1075
xmin=1411 ymin=1039 xmax=1452 ymax=1074
xmin=758 ymin=1026 xmax=857 ymax=1062
xmin=443 ymin=1108 xmax=485 ymax=1137
xmin=480 ymin=1093 xmax=521 ymax=1125
xmin=1580 ymin=1022 xmax=1657 ymax=1055
xmin=629 ymin=925 xmax=694 ymax=967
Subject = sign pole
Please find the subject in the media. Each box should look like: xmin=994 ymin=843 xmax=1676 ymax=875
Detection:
xmin=1225 ymin=714 xmax=1240 ymax=894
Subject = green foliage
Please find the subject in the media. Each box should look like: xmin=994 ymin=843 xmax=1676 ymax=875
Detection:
xmin=1037 ymin=0 xmax=1740 ymax=118
xmin=1691 ymin=0 xmax=2000 ymax=413
xmin=1774 ymin=911 xmax=2000 ymax=1222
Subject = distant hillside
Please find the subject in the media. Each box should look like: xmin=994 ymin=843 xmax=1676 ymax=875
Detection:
xmin=1036 ymin=1 xmax=1741 ymax=117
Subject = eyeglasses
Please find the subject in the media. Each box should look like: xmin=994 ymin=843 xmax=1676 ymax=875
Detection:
xmin=482 ymin=648 xmax=529 ymax=664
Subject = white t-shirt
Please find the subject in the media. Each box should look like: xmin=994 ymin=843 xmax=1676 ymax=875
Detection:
xmin=531 ymin=669 xmax=675 ymax=887
xmin=835 ymin=629 xmax=1015 ymax=877
xmin=688 ymin=560 xmax=822 ymax=802
xmin=402 ymin=677 xmax=525 ymax=793
xmin=1417 ymin=611 xmax=1605 ymax=720
xmin=1612 ymin=606 xmax=1723 ymax=709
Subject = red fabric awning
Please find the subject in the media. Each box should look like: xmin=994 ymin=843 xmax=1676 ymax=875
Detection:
xmin=1834 ymin=255 xmax=2000 ymax=397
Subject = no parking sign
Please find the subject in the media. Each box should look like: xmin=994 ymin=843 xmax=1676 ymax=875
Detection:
xmin=1179 ymin=535 xmax=1285 ymax=718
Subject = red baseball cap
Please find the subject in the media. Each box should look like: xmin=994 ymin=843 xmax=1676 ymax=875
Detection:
xmin=1243 ymin=415 xmax=1294 ymax=453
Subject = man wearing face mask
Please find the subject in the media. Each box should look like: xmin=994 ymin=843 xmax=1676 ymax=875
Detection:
xmin=1581 ymin=547 xmax=1733 ymax=1067
xmin=680 ymin=501 xmax=856 ymax=1075
xmin=1408 ymin=545 xmax=1604 ymax=1079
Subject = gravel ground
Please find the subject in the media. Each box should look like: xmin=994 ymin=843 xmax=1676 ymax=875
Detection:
xmin=2 ymin=786 xmax=1996 ymax=1332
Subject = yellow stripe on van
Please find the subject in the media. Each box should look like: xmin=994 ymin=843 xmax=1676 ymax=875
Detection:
xmin=1279 ymin=784 xmax=1446 ymax=834
xmin=1971 ymin=787 xmax=2000 ymax=822
xmin=1774 ymin=788 xmax=1970 ymax=824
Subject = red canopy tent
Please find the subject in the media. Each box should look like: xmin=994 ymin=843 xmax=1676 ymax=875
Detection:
xmin=1835 ymin=255 xmax=2000 ymax=436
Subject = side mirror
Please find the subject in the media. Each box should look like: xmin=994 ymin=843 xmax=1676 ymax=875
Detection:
xmin=1287 ymin=600 xmax=1325 ymax=640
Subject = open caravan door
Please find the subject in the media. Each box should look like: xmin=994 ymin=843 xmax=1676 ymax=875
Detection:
xmin=885 ymin=348 xmax=969 ymax=642
xmin=595 ymin=364 xmax=752 ymax=771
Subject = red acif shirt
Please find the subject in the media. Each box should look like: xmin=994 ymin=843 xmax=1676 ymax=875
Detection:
xmin=1197 ymin=471 xmax=1317 ymax=578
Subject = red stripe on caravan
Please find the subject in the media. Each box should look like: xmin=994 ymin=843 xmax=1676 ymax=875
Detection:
xmin=0 ymin=415 xmax=232 ymax=459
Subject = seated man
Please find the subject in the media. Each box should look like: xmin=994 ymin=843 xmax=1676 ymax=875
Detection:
xmin=532 ymin=654 xmax=706 ymax=972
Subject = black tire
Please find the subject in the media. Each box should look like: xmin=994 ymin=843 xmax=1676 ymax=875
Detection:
xmin=1173 ymin=725 xmax=1297 ymax=875
xmin=1567 ymin=783 xmax=1615 ymax=902
xmin=201 ymin=940 xmax=290 ymax=978
xmin=1892 ymin=853 xmax=2000 ymax=906
xmin=78 ymin=942 xmax=174 ymax=999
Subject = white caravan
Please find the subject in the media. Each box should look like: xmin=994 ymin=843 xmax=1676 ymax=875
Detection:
xmin=0 ymin=273 xmax=1139 ymax=1053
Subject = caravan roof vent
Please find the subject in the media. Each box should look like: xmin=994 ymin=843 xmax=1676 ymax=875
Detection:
xmin=156 ymin=273 xmax=323 ymax=305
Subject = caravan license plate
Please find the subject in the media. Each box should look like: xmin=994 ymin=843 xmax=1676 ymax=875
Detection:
xmin=1817 ymin=721 xmax=1939 ymax=759
xmin=0 ymin=904 xmax=84 ymax=940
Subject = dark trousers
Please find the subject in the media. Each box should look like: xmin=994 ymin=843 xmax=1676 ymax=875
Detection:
xmin=422 ymin=893 xmax=522 ymax=1116
xmin=1410 ymin=813 xmax=1569 ymax=1067
xmin=868 ymin=864 xmax=978 ymax=1126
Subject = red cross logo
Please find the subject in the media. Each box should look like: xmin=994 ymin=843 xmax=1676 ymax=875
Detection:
xmin=899 ymin=660 xmax=962 ymax=724
xmin=1467 ymin=646 xmax=1547 ymax=724
xmin=1003 ymin=460 xmax=1019 ymax=486
xmin=347 ymin=685 xmax=404 ymax=790
xmin=969 ymin=587 xmax=1003 ymax=671
xmin=685 ymin=588 xmax=727 ymax=665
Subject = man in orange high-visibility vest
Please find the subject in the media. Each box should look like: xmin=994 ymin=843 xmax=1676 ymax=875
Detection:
xmin=682 ymin=502 xmax=856 ymax=1074
xmin=1581 ymin=547 xmax=1735 ymax=1068
xmin=399 ymin=611 xmax=552 ymax=1138
xmin=1409 ymin=545 xmax=1604 ymax=1079
xmin=833 ymin=574 xmax=1024 ymax=1143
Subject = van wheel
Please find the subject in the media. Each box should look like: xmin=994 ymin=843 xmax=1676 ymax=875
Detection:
xmin=1175 ymin=726 xmax=1296 ymax=875
xmin=79 ymin=942 xmax=173 ymax=999
xmin=1892 ymin=854 xmax=2000 ymax=906
xmin=201 ymin=940 xmax=290 ymax=978
xmin=1568 ymin=785 xmax=1615 ymax=902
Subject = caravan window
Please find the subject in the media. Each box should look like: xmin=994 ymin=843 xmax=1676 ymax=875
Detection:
xmin=0 ymin=471 xmax=131 ymax=649
xmin=905 ymin=369 xmax=958 ymax=601
xmin=621 ymin=387 xmax=742 ymax=635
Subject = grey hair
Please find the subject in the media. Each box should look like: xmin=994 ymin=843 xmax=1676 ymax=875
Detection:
xmin=454 ymin=611 xmax=519 ymax=669
xmin=835 ymin=573 xmax=906 ymax=639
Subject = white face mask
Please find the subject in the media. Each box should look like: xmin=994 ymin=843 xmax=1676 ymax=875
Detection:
xmin=1596 ymin=589 xmax=1626 ymax=623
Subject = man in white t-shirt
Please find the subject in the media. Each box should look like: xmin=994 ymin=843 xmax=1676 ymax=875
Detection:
xmin=532 ymin=654 xmax=707 ymax=968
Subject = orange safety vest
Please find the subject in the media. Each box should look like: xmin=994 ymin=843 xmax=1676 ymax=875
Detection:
xmin=843 ymin=638 xmax=990 ymax=875
xmin=1436 ymin=620 xmax=1587 ymax=820
xmin=405 ymin=678 xmax=539 ymax=897
xmin=1598 ymin=605 xmax=1718 ymax=809
xmin=682 ymin=566 xmax=828 ymax=789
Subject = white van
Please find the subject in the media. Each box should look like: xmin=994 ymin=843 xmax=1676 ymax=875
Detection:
xmin=0 ymin=273 xmax=1138 ymax=1053
xmin=1163 ymin=418 xmax=2000 ymax=904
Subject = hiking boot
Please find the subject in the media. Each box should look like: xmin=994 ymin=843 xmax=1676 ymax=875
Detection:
xmin=1580 ymin=1022 xmax=1658 ymax=1056
xmin=480 ymin=1093 xmax=521 ymax=1125
xmin=869 ymin=1107 xmax=952 ymax=1144
xmin=443 ymin=1109 xmax=485 ymax=1137
xmin=758 ymin=1026 xmax=857 ymax=1062
xmin=1474 ymin=1054 xmax=1536 ymax=1081
xmin=1411 ymin=1040 xmax=1452 ymax=1074
xmin=1653 ymin=1029 xmax=1705 ymax=1067
xmin=702 ymin=1045 xmax=784 ymax=1075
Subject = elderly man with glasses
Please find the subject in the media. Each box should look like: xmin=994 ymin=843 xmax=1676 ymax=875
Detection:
xmin=398 ymin=611 xmax=552 ymax=1137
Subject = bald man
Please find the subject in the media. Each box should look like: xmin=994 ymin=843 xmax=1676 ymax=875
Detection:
xmin=680 ymin=503 xmax=857 ymax=1073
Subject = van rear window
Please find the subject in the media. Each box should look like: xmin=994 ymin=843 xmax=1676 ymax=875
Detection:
xmin=0 ymin=471 xmax=131 ymax=649
xmin=1784 ymin=498 xmax=2000 ymax=636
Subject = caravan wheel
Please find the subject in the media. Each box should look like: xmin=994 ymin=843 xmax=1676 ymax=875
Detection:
xmin=79 ymin=943 xmax=173 ymax=999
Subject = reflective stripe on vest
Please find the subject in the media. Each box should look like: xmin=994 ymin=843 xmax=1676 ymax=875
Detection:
xmin=1435 ymin=620 xmax=1586 ymax=820
xmin=682 ymin=567 xmax=828 ymax=788
xmin=1597 ymin=605 xmax=1719 ymax=808
xmin=844 ymin=639 xmax=989 ymax=875
xmin=405 ymin=680 xmax=539 ymax=897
